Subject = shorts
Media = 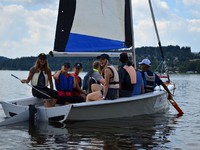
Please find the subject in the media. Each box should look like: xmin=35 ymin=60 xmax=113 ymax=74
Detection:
xmin=106 ymin=88 xmax=119 ymax=100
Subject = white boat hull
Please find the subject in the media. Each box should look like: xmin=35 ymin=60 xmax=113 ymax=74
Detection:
xmin=0 ymin=85 xmax=173 ymax=122
xmin=67 ymin=91 xmax=169 ymax=120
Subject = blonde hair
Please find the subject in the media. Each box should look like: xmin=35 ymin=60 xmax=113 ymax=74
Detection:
xmin=99 ymin=60 xmax=109 ymax=74
xmin=34 ymin=58 xmax=50 ymax=74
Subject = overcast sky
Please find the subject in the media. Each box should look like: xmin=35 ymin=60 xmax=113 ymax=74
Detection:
xmin=0 ymin=0 xmax=199 ymax=58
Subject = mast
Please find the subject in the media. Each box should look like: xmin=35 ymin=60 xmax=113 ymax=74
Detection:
xmin=148 ymin=0 xmax=168 ymax=74
xmin=129 ymin=0 xmax=136 ymax=68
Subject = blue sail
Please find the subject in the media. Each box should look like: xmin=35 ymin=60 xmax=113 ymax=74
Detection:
xmin=66 ymin=33 xmax=126 ymax=52
xmin=53 ymin=0 xmax=132 ymax=54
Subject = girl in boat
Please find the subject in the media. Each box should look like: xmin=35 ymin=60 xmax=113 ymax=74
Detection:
xmin=87 ymin=54 xmax=119 ymax=101
xmin=97 ymin=54 xmax=119 ymax=100
xmin=21 ymin=53 xmax=58 ymax=101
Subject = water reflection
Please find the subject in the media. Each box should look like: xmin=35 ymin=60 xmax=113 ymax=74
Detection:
xmin=65 ymin=114 xmax=180 ymax=149
xmin=28 ymin=122 xmax=70 ymax=149
xmin=1 ymin=72 xmax=197 ymax=149
xmin=7 ymin=113 xmax=179 ymax=149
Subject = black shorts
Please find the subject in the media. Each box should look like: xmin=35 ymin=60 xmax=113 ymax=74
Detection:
xmin=57 ymin=96 xmax=84 ymax=105
xmin=106 ymin=88 xmax=119 ymax=100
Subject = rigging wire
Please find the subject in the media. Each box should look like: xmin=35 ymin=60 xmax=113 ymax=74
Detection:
xmin=148 ymin=0 xmax=169 ymax=77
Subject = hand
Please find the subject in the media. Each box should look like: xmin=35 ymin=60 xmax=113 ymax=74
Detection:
xmin=100 ymin=96 xmax=105 ymax=100
xmin=21 ymin=79 xmax=27 ymax=83
xmin=167 ymin=93 xmax=173 ymax=100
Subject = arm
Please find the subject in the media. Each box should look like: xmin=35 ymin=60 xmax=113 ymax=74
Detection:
xmin=47 ymin=69 xmax=54 ymax=89
xmin=162 ymin=83 xmax=173 ymax=99
xmin=99 ymin=78 xmax=105 ymax=84
xmin=21 ymin=69 xmax=33 ymax=84
xmin=53 ymin=70 xmax=61 ymax=80
xmin=102 ymin=68 xmax=112 ymax=99
xmin=75 ymin=80 xmax=86 ymax=95
xmin=141 ymin=77 xmax=145 ymax=94
xmin=156 ymin=74 xmax=173 ymax=99
xmin=95 ymin=72 xmax=105 ymax=84
xmin=118 ymin=68 xmax=124 ymax=89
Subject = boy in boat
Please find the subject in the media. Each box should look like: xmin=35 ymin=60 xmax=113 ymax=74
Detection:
xmin=85 ymin=61 xmax=105 ymax=101
xmin=139 ymin=58 xmax=173 ymax=99
xmin=71 ymin=62 xmax=86 ymax=99
xmin=118 ymin=52 xmax=136 ymax=97
xmin=83 ymin=60 xmax=105 ymax=95
xmin=52 ymin=62 xmax=85 ymax=105
xmin=132 ymin=67 xmax=145 ymax=95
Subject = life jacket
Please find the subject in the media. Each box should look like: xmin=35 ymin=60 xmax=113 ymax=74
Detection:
xmin=82 ymin=69 xmax=94 ymax=91
xmin=72 ymin=73 xmax=82 ymax=88
xmin=144 ymin=72 xmax=155 ymax=92
xmin=82 ymin=69 xmax=99 ymax=94
xmin=133 ymin=71 xmax=143 ymax=95
xmin=55 ymin=73 xmax=74 ymax=96
xmin=106 ymin=65 xmax=119 ymax=89
xmin=123 ymin=65 xmax=137 ymax=84
xmin=31 ymin=70 xmax=48 ymax=87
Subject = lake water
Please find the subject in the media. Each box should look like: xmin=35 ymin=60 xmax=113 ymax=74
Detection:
xmin=0 ymin=70 xmax=200 ymax=149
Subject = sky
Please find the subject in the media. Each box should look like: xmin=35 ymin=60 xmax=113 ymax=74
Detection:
xmin=0 ymin=0 xmax=199 ymax=58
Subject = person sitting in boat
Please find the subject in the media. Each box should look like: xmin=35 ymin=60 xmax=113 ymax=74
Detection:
xmin=118 ymin=52 xmax=136 ymax=97
xmin=85 ymin=61 xmax=106 ymax=102
xmin=21 ymin=53 xmax=58 ymax=102
xmin=83 ymin=60 xmax=105 ymax=95
xmin=139 ymin=58 xmax=173 ymax=99
xmin=132 ymin=68 xmax=145 ymax=95
xmin=53 ymin=62 xmax=85 ymax=105
xmin=88 ymin=53 xmax=119 ymax=100
xmin=71 ymin=62 xmax=86 ymax=99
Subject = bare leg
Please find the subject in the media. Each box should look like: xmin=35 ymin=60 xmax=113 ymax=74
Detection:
xmin=44 ymin=98 xmax=57 ymax=107
xmin=86 ymin=91 xmax=102 ymax=102
xmin=91 ymin=84 xmax=103 ymax=92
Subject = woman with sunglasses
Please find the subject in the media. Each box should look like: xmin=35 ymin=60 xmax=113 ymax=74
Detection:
xmin=21 ymin=53 xmax=58 ymax=102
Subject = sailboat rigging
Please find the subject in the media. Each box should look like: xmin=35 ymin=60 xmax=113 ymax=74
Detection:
xmin=51 ymin=0 xmax=134 ymax=59
xmin=148 ymin=0 xmax=168 ymax=75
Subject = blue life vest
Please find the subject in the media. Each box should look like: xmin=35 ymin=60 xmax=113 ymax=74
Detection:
xmin=55 ymin=73 xmax=74 ymax=92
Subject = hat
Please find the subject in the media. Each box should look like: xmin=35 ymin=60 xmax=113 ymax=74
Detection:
xmin=96 ymin=54 xmax=110 ymax=60
xmin=38 ymin=53 xmax=47 ymax=60
xmin=119 ymin=52 xmax=129 ymax=62
xmin=74 ymin=63 xmax=82 ymax=69
xmin=139 ymin=59 xmax=151 ymax=67
xmin=63 ymin=62 xmax=71 ymax=68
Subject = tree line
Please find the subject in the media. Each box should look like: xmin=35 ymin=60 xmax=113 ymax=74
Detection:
xmin=0 ymin=45 xmax=200 ymax=73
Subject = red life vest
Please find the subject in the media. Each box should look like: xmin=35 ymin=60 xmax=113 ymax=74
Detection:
xmin=72 ymin=73 xmax=82 ymax=88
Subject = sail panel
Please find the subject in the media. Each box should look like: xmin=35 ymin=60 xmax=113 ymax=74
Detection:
xmin=53 ymin=0 xmax=132 ymax=53
xmin=53 ymin=0 xmax=76 ymax=52
xmin=66 ymin=33 xmax=125 ymax=52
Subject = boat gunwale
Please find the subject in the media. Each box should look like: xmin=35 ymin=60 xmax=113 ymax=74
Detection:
xmin=71 ymin=90 xmax=167 ymax=108
xmin=1 ymin=89 xmax=167 ymax=109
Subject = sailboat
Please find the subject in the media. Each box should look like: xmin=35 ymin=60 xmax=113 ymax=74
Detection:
xmin=0 ymin=0 xmax=181 ymax=125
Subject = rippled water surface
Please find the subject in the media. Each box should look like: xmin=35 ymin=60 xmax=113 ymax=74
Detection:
xmin=0 ymin=71 xmax=200 ymax=149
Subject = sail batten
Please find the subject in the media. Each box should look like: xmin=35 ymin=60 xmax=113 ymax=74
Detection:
xmin=53 ymin=0 xmax=132 ymax=55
